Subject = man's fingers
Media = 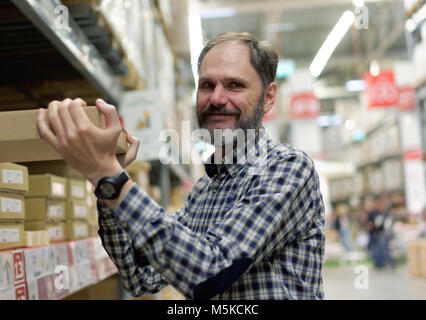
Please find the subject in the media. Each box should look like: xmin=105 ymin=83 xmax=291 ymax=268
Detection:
xmin=37 ymin=108 xmax=59 ymax=149
xmin=126 ymin=134 xmax=140 ymax=163
xmin=95 ymin=98 xmax=121 ymax=131
xmin=68 ymin=98 xmax=94 ymax=133
xmin=119 ymin=134 xmax=140 ymax=168
xmin=58 ymin=99 xmax=77 ymax=138
xmin=47 ymin=100 xmax=65 ymax=139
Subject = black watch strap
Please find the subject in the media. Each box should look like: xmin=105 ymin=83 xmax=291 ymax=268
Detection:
xmin=94 ymin=170 xmax=130 ymax=199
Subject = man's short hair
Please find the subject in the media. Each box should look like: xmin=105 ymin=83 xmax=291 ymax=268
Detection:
xmin=197 ymin=32 xmax=279 ymax=92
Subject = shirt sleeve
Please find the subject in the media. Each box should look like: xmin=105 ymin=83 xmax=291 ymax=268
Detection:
xmin=97 ymin=199 xmax=169 ymax=296
xmin=112 ymin=152 xmax=321 ymax=300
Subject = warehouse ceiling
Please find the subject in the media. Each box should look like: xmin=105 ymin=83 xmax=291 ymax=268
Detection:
xmin=197 ymin=0 xmax=408 ymax=87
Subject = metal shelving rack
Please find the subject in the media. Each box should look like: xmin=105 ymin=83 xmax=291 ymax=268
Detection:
xmin=11 ymin=0 xmax=123 ymax=105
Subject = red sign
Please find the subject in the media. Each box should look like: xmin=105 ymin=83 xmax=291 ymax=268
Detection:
xmin=290 ymin=92 xmax=320 ymax=118
xmin=14 ymin=282 xmax=27 ymax=300
xmin=398 ymin=86 xmax=416 ymax=111
xmin=12 ymin=251 xmax=25 ymax=283
xmin=403 ymin=150 xmax=424 ymax=160
xmin=363 ymin=71 xmax=399 ymax=108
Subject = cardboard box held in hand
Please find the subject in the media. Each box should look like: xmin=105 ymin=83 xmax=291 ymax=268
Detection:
xmin=0 ymin=107 xmax=128 ymax=162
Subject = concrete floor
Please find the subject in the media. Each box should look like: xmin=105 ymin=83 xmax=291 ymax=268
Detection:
xmin=323 ymin=263 xmax=426 ymax=300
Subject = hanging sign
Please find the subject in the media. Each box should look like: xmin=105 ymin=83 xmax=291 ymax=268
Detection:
xmin=363 ymin=71 xmax=399 ymax=108
xmin=290 ymin=92 xmax=321 ymax=118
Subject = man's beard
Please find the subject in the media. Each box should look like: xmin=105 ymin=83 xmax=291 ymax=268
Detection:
xmin=196 ymin=94 xmax=265 ymax=147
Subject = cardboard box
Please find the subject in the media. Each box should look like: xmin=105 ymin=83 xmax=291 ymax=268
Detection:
xmin=24 ymin=230 xmax=50 ymax=247
xmin=47 ymin=223 xmax=67 ymax=243
xmin=0 ymin=163 xmax=29 ymax=194
xmin=67 ymin=221 xmax=89 ymax=240
xmin=68 ymin=179 xmax=87 ymax=200
xmin=0 ymin=193 xmax=25 ymax=221
xmin=0 ymin=107 xmax=128 ymax=163
xmin=408 ymin=240 xmax=422 ymax=277
xmin=0 ymin=223 xmax=24 ymax=251
xmin=27 ymin=174 xmax=67 ymax=199
xmin=67 ymin=199 xmax=88 ymax=220
xmin=25 ymin=198 xmax=66 ymax=221
xmin=419 ymin=240 xmax=426 ymax=279
xmin=22 ymin=160 xmax=84 ymax=179
xmin=24 ymin=220 xmax=47 ymax=231
xmin=89 ymin=220 xmax=99 ymax=237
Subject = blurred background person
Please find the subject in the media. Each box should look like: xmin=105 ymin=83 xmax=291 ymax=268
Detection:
xmin=333 ymin=203 xmax=354 ymax=252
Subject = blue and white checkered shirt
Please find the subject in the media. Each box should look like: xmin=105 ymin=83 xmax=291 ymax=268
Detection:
xmin=97 ymin=132 xmax=325 ymax=300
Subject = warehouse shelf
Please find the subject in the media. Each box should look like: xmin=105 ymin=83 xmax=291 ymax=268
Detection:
xmin=405 ymin=0 xmax=425 ymax=17
xmin=0 ymin=237 xmax=117 ymax=300
xmin=11 ymin=0 xmax=123 ymax=105
xmin=357 ymin=153 xmax=403 ymax=170
xmin=416 ymin=81 xmax=426 ymax=100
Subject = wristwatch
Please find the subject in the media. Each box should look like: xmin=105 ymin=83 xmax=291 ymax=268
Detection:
xmin=94 ymin=170 xmax=130 ymax=199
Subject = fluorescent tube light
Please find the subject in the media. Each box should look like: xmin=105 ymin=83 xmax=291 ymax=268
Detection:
xmin=345 ymin=79 xmax=366 ymax=92
xmin=200 ymin=7 xmax=236 ymax=19
xmin=310 ymin=11 xmax=355 ymax=78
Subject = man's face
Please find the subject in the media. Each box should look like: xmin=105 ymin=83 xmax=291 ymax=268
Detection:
xmin=196 ymin=42 xmax=264 ymax=136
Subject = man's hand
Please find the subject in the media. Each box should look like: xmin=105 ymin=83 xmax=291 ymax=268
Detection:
xmin=118 ymin=132 xmax=140 ymax=169
xmin=37 ymin=98 xmax=138 ymax=187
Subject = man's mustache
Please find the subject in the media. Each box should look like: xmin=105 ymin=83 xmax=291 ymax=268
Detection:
xmin=200 ymin=104 xmax=241 ymax=116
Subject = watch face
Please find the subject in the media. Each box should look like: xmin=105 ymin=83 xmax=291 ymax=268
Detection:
xmin=100 ymin=182 xmax=116 ymax=197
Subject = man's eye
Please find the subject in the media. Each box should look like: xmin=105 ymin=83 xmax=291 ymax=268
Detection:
xmin=230 ymin=82 xmax=243 ymax=89
xmin=200 ymin=82 xmax=214 ymax=89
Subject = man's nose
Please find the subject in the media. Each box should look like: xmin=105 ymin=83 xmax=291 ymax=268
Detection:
xmin=209 ymin=84 xmax=228 ymax=106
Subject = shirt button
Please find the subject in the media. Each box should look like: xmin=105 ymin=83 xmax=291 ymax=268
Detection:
xmin=212 ymin=188 xmax=217 ymax=194
xmin=122 ymin=222 xmax=128 ymax=229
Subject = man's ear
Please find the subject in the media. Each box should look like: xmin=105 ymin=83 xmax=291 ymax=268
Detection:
xmin=263 ymin=82 xmax=278 ymax=114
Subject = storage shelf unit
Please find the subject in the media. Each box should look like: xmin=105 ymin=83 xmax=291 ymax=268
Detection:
xmin=0 ymin=237 xmax=117 ymax=300
xmin=11 ymin=0 xmax=123 ymax=105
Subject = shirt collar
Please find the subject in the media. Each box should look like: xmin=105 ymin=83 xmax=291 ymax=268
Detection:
xmin=204 ymin=127 xmax=270 ymax=179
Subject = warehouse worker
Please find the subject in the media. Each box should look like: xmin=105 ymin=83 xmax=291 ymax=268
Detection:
xmin=37 ymin=32 xmax=325 ymax=299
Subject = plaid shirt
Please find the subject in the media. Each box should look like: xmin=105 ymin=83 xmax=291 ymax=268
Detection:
xmin=98 ymin=131 xmax=325 ymax=300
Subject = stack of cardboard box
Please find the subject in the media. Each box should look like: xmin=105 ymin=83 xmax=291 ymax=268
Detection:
xmin=25 ymin=173 xmax=68 ymax=243
xmin=86 ymin=181 xmax=99 ymax=237
xmin=66 ymin=178 xmax=90 ymax=240
xmin=408 ymin=238 xmax=426 ymax=279
xmin=0 ymin=163 xmax=28 ymax=251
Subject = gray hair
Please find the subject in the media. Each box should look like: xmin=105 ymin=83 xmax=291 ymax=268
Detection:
xmin=197 ymin=32 xmax=279 ymax=92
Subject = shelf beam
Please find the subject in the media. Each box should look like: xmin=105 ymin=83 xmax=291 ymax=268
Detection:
xmin=11 ymin=0 xmax=123 ymax=105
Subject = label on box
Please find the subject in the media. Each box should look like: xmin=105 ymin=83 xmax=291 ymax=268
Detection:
xmin=0 ymin=253 xmax=14 ymax=290
xmin=74 ymin=224 xmax=88 ymax=238
xmin=14 ymin=282 xmax=27 ymax=300
xmin=2 ymin=169 xmax=24 ymax=184
xmin=72 ymin=186 xmax=84 ymax=198
xmin=74 ymin=205 xmax=87 ymax=218
xmin=49 ymin=205 xmax=64 ymax=218
xmin=24 ymin=247 xmax=48 ymax=281
xmin=48 ymin=226 xmax=63 ymax=240
xmin=0 ymin=287 xmax=15 ymax=300
xmin=0 ymin=228 xmax=20 ymax=243
xmin=12 ymin=251 xmax=25 ymax=283
xmin=51 ymin=182 xmax=65 ymax=197
xmin=26 ymin=280 xmax=38 ymax=300
xmin=1 ymin=198 xmax=22 ymax=213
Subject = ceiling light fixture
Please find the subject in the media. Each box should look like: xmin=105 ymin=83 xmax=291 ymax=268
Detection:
xmin=188 ymin=0 xmax=204 ymax=86
xmin=309 ymin=11 xmax=355 ymax=78
xmin=345 ymin=79 xmax=366 ymax=92
xmin=369 ymin=59 xmax=380 ymax=76
xmin=199 ymin=7 xmax=236 ymax=19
